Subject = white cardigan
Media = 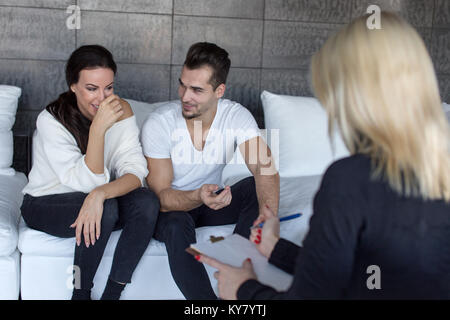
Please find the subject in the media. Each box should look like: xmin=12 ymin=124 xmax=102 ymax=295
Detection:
xmin=23 ymin=110 xmax=148 ymax=197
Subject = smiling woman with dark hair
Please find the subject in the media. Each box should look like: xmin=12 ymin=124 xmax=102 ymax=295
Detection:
xmin=21 ymin=45 xmax=160 ymax=300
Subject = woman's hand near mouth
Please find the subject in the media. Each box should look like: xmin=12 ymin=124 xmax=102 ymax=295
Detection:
xmin=91 ymin=94 xmax=124 ymax=134
xmin=85 ymin=95 xmax=133 ymax=175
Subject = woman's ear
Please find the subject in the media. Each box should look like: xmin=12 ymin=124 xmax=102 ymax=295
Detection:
xmin=70 ymin=84 xmax=76 ymax=94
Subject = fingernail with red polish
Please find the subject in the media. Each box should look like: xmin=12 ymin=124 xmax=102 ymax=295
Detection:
xmin=195 ymin=255 xmax=200 ymax=261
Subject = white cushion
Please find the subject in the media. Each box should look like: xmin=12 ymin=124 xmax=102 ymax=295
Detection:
xmin=0 ymin=131 xmax=13 ymax=175
xmin=221 ymin=149 xmax=252 ymax=187
xmin=0 ymin=172 xmax=27 ymax=256
xmin=0 ymin=85 xmax=21 ymax=175
xmin=18 ymin=218 xmax=234 ymax=257
xmin=261 ymin=90 xmax=349 ymax=177
xmin=126 ymin=98 xmax=178 ymax=131
xmin=18 ymin=175 xmax=321 ymax=256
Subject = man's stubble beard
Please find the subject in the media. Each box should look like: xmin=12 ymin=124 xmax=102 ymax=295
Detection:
xmin=182 ymin=111 xmax=200 ymax=120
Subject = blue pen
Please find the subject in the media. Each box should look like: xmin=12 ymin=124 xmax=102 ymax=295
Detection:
xmin=251 ymin=213 xmax=302 ymax=229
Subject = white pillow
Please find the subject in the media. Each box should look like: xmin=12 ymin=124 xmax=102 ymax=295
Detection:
xmin=126 ymin=98 xmax=178 ymax=131
xmin=261 ymin=90 xmax=349 ymax=177
xmin=0 ymin=85 xmax=21 ymax=176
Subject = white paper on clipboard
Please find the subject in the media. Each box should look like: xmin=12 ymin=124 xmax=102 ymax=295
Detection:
xmin=188 ymin=234 xmax=293 ymax=292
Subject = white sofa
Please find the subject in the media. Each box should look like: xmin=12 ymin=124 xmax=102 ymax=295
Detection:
xmin=13 ymin=92 xmax=330 ymax=299
xmin=0 ymin=85 xmax=27 ymax=300
xmin=17 ymin=174 xmax=322 ymax=299
xmin=10 ymin=91 xmax=450 ymax=300
xmin=0 ymin=172 xmax=27 ymax=300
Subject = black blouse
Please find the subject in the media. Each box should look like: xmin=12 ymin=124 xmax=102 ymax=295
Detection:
xmin=238 ymin=154 xmax=450 ymax=299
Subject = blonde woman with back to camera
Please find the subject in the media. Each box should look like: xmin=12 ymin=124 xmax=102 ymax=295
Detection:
xmin=198 ymin=11 xmax=450 ymax=299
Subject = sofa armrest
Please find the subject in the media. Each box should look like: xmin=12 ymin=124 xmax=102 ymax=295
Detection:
xmin=0 ymin=201 xmax=21 ymax=256
xmin=0 ymin=172 xmax=27 ymax=256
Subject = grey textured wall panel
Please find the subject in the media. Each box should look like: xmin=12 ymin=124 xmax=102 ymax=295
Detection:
xmin=416 ymin=27 xmax=433 ymax=54
xmin=224 ymin=68 xmax=261 ymax=115
xmin=78 ymin=11 xmax=172 ymax=64
xmin=432 ymin=28 xmax=450 ymax=74
xmin=438 ymin=74 xmax=450 ymax=103
xmin=12 ymin=110 xmax=40 ymax=133
xmin=12 ymin=109 xmax=40 ymax=174
xmin=434 ymin=0 xmax=450 ymax=28
xmin=265 ymin=0 xmax=352 ymax=23
xmin=0 ymin=7 xmax=75 ymax=60
xmin=226 ymin=67 xmax=263 ymax=127
xmin=261 ymin=68 xmax=313 ymax=97
xmin=172 ymin=16 xmax=263 ymax=67
xmin=12 ymin=133 xmax=30 ymax=175
xmin=0 ymin=0 xmax=447 ymax=174
xmin=0 ymin=0 xmax=74 ymax=8
xmin=79 ymin=0 xmax=172 ymax=14
xmin=263 ymin=20 xmax=342 ymax=69
xmin=115 ymin=63 xmax=170 ymax=103
xmin=174 ymin=0 xmax=264 ymax=19
xmin=352 ymin=0 xmax=434 ymax=27
xmin=0 ymin=59 xmax=66 ymax=111
xmin=170 ymin=65 xmax=182 ymax=100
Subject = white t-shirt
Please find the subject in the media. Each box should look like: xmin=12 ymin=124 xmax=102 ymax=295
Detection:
xmin=23 ymin=110 xmax=148 ymax=197
xmin=141 ymin=99 xmax=260 ymax=191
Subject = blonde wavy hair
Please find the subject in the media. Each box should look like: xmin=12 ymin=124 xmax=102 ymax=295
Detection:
xmin=311 ymin=11 xmax=450 ymax=202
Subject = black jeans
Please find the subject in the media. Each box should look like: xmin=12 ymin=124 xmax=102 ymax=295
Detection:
xmin=153 ymin=176 xmax=259 ymax=299
xmin=21 ymin=187 xmax=160 ymax=291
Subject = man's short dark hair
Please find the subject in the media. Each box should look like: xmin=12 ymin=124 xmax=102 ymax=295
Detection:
xmin=183 ymin=42 xmax=231 ymax=90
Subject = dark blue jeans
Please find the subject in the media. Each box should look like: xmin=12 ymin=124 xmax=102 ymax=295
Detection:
xmin=21 ymin=187 xmax=159 ymax=292
xmin=153 ymin=177 xmax=259 ymax=299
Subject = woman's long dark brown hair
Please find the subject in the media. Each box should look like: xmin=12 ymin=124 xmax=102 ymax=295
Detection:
xmin=46 ymin=45 xmax=117 ymax=154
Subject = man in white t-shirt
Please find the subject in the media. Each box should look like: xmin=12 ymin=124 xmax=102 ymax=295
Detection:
xmin=141 ymin=42 xmax=280 ymax=299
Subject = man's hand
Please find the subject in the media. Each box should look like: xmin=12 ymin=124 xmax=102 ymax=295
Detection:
xmin=199 ymin=184 xmax=232 ymax=210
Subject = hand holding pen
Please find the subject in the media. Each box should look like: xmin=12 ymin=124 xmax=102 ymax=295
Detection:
xmin=251 ymin=213 xmax=302 ymax=229
xmin=249 ymin=204 xmax=279 ymax=258
xmin=249 ymin=205 xmax=302 ymax=259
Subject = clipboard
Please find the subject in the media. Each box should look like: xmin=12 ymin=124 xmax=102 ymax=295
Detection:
xmin=186 ymin=235 xmax=224 ymax=256
xmin=186 ymin=234 xmax=293 ymax=291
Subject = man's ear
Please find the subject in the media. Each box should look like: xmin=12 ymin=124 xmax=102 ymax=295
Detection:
xmin=215 ymin=83 xmax=226 ymax=99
